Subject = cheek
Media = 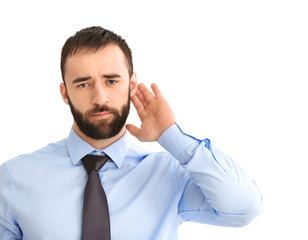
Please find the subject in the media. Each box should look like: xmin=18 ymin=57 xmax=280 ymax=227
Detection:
xmin=69 ymin=92 xmax=92 ymax=112
xmin=111 ymin=86 xmax=130 ymax=103
xmin=119 ymin=89 xmax=131 ymax=105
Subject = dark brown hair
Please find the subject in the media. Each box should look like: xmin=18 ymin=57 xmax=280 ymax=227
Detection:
xmin=60 ymin=26 xmax=133 ymax=82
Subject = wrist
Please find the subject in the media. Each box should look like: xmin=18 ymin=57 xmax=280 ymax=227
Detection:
xmin=158 ymin=124 xmax=199 ymax=163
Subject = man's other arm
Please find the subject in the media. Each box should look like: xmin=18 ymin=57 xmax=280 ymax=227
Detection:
xmin=0 ymin=162 xmax=22 ymax=239
xmin=126 ymin=82 xmax=262 ymax=227
xmin=158 ymin=124 xmax=263 ymax=227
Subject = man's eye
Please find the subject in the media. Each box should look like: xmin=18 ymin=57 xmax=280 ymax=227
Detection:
xmin=78 ymin=83 xmax=89 ymax=88
xmin=107 ymin=80 xmax=117 ymax=85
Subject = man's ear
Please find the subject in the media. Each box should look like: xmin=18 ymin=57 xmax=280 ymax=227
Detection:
xmin=130 ymin=72 xmax=138 ymax=97
xmin=60 ymin=82 xmax=69 ymax=105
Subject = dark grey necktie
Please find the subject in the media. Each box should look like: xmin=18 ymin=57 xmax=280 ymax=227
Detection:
xmin=82 ymin=155 xmax=111 ymax=240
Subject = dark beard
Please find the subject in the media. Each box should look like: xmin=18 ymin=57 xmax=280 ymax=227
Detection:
xmin=67 ymin=92 xmax=130 ymax=140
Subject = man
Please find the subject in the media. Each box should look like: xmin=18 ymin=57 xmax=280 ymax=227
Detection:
xmin=0 ymin=26 xmax=262 ymax=240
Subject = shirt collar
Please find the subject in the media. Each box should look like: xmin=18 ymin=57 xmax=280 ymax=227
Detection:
xmin=66 ymin=127 xmax=130 ymax=168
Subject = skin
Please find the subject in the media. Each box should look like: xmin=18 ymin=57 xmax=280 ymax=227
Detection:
xmin=60 ymin=44 xmax=176 ymax=149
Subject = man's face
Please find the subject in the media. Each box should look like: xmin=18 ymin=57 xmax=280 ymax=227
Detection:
xmin=61 ymin=44 xmax=136 ymax=140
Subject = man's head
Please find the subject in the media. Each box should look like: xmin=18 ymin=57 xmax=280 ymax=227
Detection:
xmin=61 ymin=26 xmax=133 ymax=81
xmin=60 ymin=27 xmax=138 ymax=141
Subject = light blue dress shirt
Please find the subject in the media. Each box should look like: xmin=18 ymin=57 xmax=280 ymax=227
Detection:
xmin=0 ymin=124 xmax=262 ymax=240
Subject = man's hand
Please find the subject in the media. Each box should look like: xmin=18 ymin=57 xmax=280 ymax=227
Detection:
xmin=126 ymin=83 xmax=176 ymax=142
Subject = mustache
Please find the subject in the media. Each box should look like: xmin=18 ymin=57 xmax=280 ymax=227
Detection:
xmin=86 ymin=105 xmax=119 ymax=115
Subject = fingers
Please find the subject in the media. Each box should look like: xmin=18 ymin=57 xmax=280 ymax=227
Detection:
xmin=131 ymin=94 xmax=146 ymax=119
xmin=138 ymin=83 xmax=155 ymax=103
xmin=135 ymin=87 xmax=148 ymax=109
xmin=136 ymin=83 xmax=163 ymax=103
xmin=131 ymin=82 xmax=164 ymax=118
xmin=125 ymin=124 xmax=141 ymax=138
xmin=151 ymin=83 xmax=163 ymax=99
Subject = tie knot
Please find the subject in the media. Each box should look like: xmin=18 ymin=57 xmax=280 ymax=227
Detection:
xmin=82 ymin=155 xmax=109 ymax=174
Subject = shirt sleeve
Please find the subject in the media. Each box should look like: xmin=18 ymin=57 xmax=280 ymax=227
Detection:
xmin=158 ymin=124 xmax=263 ymax=227
xmin=0 ymin=163 xmax=22 ymax=239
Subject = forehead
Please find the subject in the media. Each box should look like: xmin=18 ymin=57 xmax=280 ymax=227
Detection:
xmin=64 ymin=45 xmax=129 ymax=82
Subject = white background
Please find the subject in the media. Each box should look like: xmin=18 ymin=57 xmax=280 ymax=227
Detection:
xmin=0 ymin=0 xmax=307 ymax=239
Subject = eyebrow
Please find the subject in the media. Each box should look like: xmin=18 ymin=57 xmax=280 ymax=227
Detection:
xmin=72 ymin=77 xmax=91 ymax=84
xmin=71 ymin=74 xmax=122 ymax=84
xmin=103 ymin=74 xmax=122 ymax=79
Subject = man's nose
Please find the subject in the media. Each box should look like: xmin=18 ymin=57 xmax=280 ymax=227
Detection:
xmin=91 ymin=84 xmax=109 ymax=106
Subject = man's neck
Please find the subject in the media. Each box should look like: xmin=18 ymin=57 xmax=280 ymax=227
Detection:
xmin=73 ymin=123 xmax=126 ymax=149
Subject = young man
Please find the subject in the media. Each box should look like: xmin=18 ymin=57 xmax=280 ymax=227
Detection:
xmin=0 ymin=26 xmax=262 ymax=240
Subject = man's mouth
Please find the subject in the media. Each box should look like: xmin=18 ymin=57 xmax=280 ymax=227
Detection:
xmin=90 ymin=111 xmax=113 ymax=119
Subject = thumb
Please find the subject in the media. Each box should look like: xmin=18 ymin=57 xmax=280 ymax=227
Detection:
xmin=125 ymin=124 xmax=141 ymax=138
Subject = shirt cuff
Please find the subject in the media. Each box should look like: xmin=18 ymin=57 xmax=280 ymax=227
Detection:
xmin=158 ymin=124 xmax=201 ymax=164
